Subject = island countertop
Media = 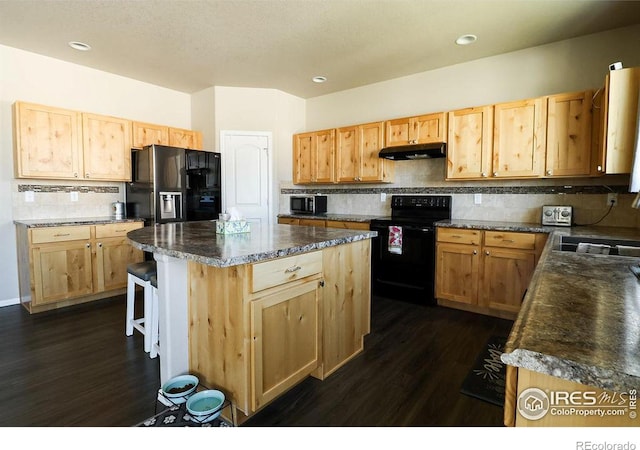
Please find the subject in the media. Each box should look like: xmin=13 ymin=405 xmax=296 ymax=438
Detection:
xmin=127 ymin=220 xmax=378 ymax=268
xmin=500 ymin=224 xmax=640 ymax=393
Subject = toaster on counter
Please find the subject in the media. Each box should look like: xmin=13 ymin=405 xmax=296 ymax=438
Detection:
xmin=541 ymin=205 xmax=573 ymax=226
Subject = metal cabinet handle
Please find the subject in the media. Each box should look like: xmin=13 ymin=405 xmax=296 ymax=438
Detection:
xmin=481 ymin=172 xmax=487 ymax=177
xmin=74 ymin=173 xmax=78 ymax=178
xmin=485 ymin=250 xmax=490 ymax=255
xmin=285 ymin=265 xmax=302 ymax=273
xmin=85 ymin=243 xmax=90 ymax=248
xmin=546 ymin=169 xmax=552 ymax=175
xmin=502 ymin=239 xmax=515 ymax=243
xmin=85 ymin=173 xmax=90 ymax=178
xmin=493 ymin=172 xmax=498 ymax=177
xmin=98 ymin=243 xmax=103 ymax=248
xmin=54 ymin=233 xmax=70 ymax=237
xmin=472 ymin=250 xmax=477 ymax=255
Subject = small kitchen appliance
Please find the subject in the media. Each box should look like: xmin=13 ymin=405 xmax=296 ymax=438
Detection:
xmin=541 ymin=205 xmax=573 ymax=226
xmin=111 ymin=201 xmax=125 ymax=219
xmin=290 ymin=195 xmax=328 ymax=215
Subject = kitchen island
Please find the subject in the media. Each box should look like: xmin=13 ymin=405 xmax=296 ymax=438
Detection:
xmin=127 ymin=220 xmax=377 ymax=421
xmin=499 ymin=225 xmax=640 ymax=427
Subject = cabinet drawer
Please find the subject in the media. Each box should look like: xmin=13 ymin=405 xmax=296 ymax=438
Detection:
xmin=298 ymin=219 xmax=326 ymax=227
xmin=484 ymin=231 xmax=536 ymax=250
xmin=325 ymin=220 xmax=370 ymax=230
xmin=95 ymin=222 xmax=143 ymax=238
xmin=437 ymin=228 xmax=480 ymax=245
xmin=251 ymin=251 xmax=322 ymax=292
xmin=31 ymin=226 xmax=91 ymax=244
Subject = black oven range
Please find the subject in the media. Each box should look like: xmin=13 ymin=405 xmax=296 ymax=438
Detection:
xmin=369 ymin=195 xmax=452 ymax=305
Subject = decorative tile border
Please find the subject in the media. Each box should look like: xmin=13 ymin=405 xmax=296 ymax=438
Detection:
xmin=281 ymin=185 xmax=630 ymax=195
xmin=18 ymin=184 xmax=119 ymax=194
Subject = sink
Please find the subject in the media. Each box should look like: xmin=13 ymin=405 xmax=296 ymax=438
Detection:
xmin=558 ymin=235 xmax=640 ymax=256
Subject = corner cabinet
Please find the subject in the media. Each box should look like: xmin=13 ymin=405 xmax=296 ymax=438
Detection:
xmin=435 ymin=227 xmax=547 ymax=319
xmin=188 ymin=240 xmax=371 ymax=422
xmin=293 ymin=129 xmax=335 ymax=184
xmin=16 ymin=222 xmax=144 ymax=313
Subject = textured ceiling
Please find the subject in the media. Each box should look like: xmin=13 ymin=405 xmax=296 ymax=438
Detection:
xmin=1 ymin=0 xmax=640 ymax=98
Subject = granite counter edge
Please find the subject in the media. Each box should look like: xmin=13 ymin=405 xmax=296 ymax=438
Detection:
xmin=127 ymin=232 xmax=378 ymax=268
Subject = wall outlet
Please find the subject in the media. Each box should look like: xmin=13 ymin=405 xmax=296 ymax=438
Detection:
xmin=607 ymin=193 xmax=618 ymax=207
xmin=380 ymin=192 xmax=386 ymax=202
xmin=474 ymin=193 xmax=482 ymax=205
xmin=24 ymin=190 xmax=35 ymax=202
xmin=70 ymin=191 xmax=79 ymax=202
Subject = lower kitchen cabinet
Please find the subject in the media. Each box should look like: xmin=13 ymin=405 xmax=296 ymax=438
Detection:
xmin=277 ymin=217 xmax=371 ymax=230
xmin=16 ymin=221 xmax=144 ymax=313
xmin=435 ymin=227 xmax=547 ymax=319
xmin=187 ymin=240 xmax=371 ymax=422
xmin=251 ymin=280 xmax=320 ymax=411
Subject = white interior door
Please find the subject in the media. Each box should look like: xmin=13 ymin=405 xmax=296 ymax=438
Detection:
xmin=221 ymin=131 xmax=272 ymax=226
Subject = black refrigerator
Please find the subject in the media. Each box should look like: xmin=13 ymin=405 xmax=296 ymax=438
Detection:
xmin=125 ymin=144 xmax=222 ymax=225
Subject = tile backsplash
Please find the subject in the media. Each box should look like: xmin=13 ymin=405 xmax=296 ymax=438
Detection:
xmin=12 ymin=180 xmax=124 ymax=220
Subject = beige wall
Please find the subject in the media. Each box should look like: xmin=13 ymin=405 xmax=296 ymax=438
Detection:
xmin=0 ymin=44 xmax=192 ymax=305
xmin=211 ymin=86 xmax=305 ymax=220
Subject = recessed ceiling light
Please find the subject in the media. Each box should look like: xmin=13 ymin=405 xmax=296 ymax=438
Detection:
xmin=455 ymin=34 xmax=477 ymax=46
xmin=68 ymin=41 xmax=91 ymax=51
xmin=312 ymin=76 xmax=327 ymax=83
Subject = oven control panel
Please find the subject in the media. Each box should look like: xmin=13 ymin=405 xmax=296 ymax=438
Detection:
xmin=541 ymin=205 xmax=573 ymax=226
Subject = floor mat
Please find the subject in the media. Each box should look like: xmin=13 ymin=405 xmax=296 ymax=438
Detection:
xmin=460 ymin=335 xmax=507 ymax=407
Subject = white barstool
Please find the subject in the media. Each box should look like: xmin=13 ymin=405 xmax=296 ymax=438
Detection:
xmin=149 ymin=274 xmax=160 ymax=359
xmin=126 ymin=261 xmax=157 ymax=353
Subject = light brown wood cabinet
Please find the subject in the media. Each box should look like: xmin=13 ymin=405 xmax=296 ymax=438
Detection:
xmin=293 ymin=129 xmax=335 ymax=184
xmin=277 ymin=217 xmax=371 ymax=230
xmin=436 ymin=227 xmax=546 ymax=319
xmin=492 ymin=98 xmax=546 ymax=178
xmin=336 ymin=121 xmax=393 ymax=183
xmin=545 ymin=90 xmax=594 ymax=177
xmin=598 ymin=67 xmax=640 ymax=174
xmin=385 ymin=112 xmax=447 ymax=146
xmin=16 ymin=222 xmax=144 ymax=313
xmin=446 ymin=105 xmax=494 ymax=180
xmin=13 ymin=102 xmax=132 ymax=181
xmin=188 ymin=240 xmax=371 ymax=421
xmin=131 ymin=122 xmax=203 ymax=149
xmin=81 ymin=113 xmax=132 ymax=181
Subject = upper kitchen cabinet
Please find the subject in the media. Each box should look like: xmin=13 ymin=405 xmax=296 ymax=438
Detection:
xmin=385 ymin=112 xmax=447 ymax=147
xmin=168 ymin=127 xmax=203 ymax=150
xmin=82 ymin=113 xmax=131 ymax=181
xmin=13 ymin=102 xmax=83 ymax=179
xmin=598 ymin=67 xmax=640 ymax=174
xmin=131 ymin=121 xmax=169 ymax=148
xmin=293 ymin=129 xmax=335 ymax=184
xmin=492 ymin=98 xmax=546 ymax=178
xmin=14 ymin=101 xmax=131 ymax=181
xmin=446 ymin=105 xmax=494 ymax=180
xmin=336 ymin=121 xmax=394 ymax=183
xmin=545 ymin=90 xmax=593 ymax=177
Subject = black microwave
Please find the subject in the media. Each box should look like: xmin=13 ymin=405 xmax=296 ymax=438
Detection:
xmin=290 ymin=195 xmax=327 ymax=215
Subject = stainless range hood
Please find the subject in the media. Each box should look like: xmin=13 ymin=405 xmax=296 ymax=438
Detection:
xmin=378 ymin=142 xmax=446 ymax=160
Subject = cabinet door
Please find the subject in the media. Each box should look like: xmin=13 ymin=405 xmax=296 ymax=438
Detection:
xmin=293 ymin=132 xmax=314 ymax=184
xmin=82 ymin=113 xmax=131 ymax=181
xmin=446 ymin=106 xmax=493 ymax=179
xmin=493 ymin=98 xmax=546 ymax=178
xmin=314 ymin=129 xmax=335 ymax=183
xmin=336 ymin=125 xmax=359 ymax=182
xmin=358 ymin=121 xmax=386 ymax=182
xmin=385 ymin=117 xmax=411 ymax=146
xmin=131 ymin=121 xmax=169 ymax=148
xmin=413 ymin=112 xmax=447 ymax=144
xmin=95 ymin=237 xmax=144 ymax=292
xmin=545 ymin=91 xmax=593 ymax=177
xmin=169 ymin=127 xmax=202 ymax=150
xmin=435 ymin=242 xmax=479 ymax=305
xmin=251 ymin=281 xmax=320 ymax=411
xmin=31 ymin=241 xmax=93 ymax=305
xmin=481 ymin=248 xmax=535 ymax=314
xmin=13 ymin=102 xmax=83 ymax=179
xmin=277 ymin=217 xmax=300 ymax=225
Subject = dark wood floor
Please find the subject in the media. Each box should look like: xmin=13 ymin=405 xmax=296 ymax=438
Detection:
xmin=0 ymin=294 xmax=512 ymax=427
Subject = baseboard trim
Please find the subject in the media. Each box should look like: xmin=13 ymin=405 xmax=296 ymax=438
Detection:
xmin=0 ymin=297 xmax=20 ymax=308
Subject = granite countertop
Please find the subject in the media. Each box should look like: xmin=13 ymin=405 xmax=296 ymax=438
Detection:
xmin=14 ymin=216 xmax=144 ymax=227
xmin=278 ymin=213 xmax=381 ymax=223
xmin=498 ymin=224 xmax=640 ymax=392
xmin=127 ymin=220 xmax=378 ymax=268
